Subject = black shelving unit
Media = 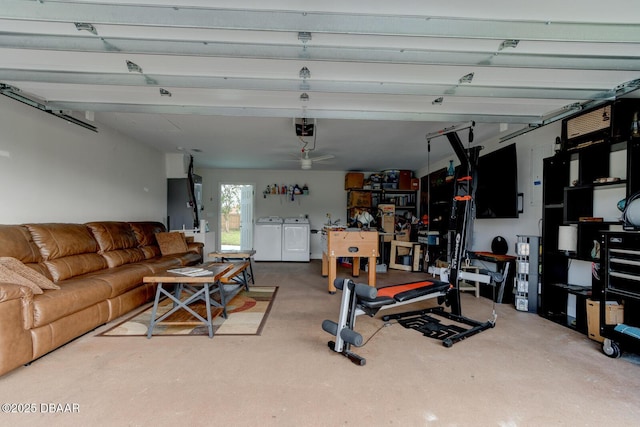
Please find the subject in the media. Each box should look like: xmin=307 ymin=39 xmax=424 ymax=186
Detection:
xmin=541 ymin=154 xmax=570 ymax=321
xmin=419 ymin=167 xmax=455 ymax=266
xmin=540 ymin=99 xmax=640 ymax=333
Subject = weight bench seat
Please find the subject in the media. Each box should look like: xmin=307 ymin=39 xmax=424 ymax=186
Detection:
xmin=359 ymin=280 xmax=451 ymax=311
xmin=322 ymin=278 xmax=453 ymax=365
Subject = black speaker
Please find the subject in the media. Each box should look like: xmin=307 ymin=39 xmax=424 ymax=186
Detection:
xmin=491 ymin=236 xmax=508 ymax=255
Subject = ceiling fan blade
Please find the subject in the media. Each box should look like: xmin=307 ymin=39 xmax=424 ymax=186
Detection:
xmin=310 ymin=154 xmax=335 ymax=162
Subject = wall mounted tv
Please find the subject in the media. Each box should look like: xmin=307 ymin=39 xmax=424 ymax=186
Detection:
xmin=475 ymin=144 xmax=519 ymax=219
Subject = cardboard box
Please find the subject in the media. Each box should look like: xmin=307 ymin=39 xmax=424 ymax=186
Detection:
xmin=410 ymin=178 xmax=420 ymax=190
xmin=377 ymin=204 xmax=395 ymax=242
xmin=345 ymin=172 xmax=364 ymax=190
xmin=586 ymin=299 xmax=624 ymax=342
xmin=378 ymin=204 xmax=395 ymax=214
xmin=347 ymin=190 xmax=372 ymax=207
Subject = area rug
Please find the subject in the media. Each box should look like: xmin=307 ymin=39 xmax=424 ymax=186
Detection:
xmin=98 ymin=286 xmax=277 ymax=337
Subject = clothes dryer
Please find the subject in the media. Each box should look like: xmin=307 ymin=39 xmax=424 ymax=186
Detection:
xmin=282 ymin=217 xmax=310 ymax=262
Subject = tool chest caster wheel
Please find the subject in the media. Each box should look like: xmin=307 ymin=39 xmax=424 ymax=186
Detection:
xmin=602 ymin=338 xmax=621 ymax=358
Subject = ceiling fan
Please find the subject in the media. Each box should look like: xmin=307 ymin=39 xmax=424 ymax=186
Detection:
xmin=298 ymin=149 xmax=335 ymax=170
xmin=291 ymin=118 xmax=335 ymax=169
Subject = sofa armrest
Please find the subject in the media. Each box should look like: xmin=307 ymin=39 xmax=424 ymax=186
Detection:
xmin=0 ymin=282 xmax=33 ymax=303
xmin=187 ymin=241 xmax=204 ymax=254
xmin=0 ymin=283 xmax=34 ymax=376
xmin=0 ymin=282 xmax=35 ymax=329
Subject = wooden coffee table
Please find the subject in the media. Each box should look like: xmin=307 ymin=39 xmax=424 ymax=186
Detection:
xmin=144 ymin=263 xmax=235 ymax=338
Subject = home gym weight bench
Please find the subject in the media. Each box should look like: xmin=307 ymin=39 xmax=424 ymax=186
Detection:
xmin=322 ymin=278 xmax=450 ymax=365
xmin=322 ymin=274 xmax=496 ymax=365
xmin=323 ymin=122 xmax=499 ymax=365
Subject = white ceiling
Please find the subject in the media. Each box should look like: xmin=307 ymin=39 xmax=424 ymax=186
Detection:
xmin=1 ymin=0 xmax=639 ymax=171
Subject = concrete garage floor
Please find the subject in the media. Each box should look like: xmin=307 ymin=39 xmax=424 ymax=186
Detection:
xmin=1 ymin=260 xmax=639 ymax=427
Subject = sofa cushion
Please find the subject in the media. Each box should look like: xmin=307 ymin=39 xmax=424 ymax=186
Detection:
xmin=0 ymin=225 xmax=51 ymax=278
xmin=88 ymin=263 xmax=153 ymax=298
xmin=99 ymin=248 xmax=145 ymax=269
xmin=0 ymin=257 xmax=59 ymax=291
xmin=86 ymin=222 xmax=138 ymax=251
xmin=155 ymin=232 xmax=189 ymax=256
xmin=129 ymin=222 xmax=166 ymax=260
xmin=159 ymin=252 xmax=202 ymax=267
xmin=139 ymin=245 xmax=161 ymax=259
xmin=30 ymin=276 xmax=112 ymax=328
xmin=0 ymin=264 xmax=43 ymax=295
xmin=25 ymin=223 xmax=107 ymax=282
xmin=140 ymin=256 xmax=182 ymax=274
xmin=86 ymin=222 xmax=145 ymax=268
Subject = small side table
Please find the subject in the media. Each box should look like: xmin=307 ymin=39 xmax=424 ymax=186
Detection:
xmin=459 ymin=265 xmax=480 ymax=298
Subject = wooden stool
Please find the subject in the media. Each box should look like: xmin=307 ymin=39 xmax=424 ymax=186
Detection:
xmin=459 ymin=265 xmax=480 ymax=298
xmin=388 ymin=240 xmax=422 ymax=272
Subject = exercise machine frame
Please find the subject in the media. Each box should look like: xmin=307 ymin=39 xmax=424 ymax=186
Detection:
xmin=322 ymin=122 xmax=498 ymax=365
xmin=386 ymin=123 xmax=495 ymax=336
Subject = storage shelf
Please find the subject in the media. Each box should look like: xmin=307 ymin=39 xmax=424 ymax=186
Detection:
xmin=421 ymin=166 xmax=454 ymax=267
xmin=567 ymin=179 xmax=627 ymax=190
xmin=515 ymin=235 xmax=540 ymax=313
xmin=550 ymin=282 xmax=592 ymax=296
xmin=368 ymin=189 xmax=417 ymax=193
xmin=592 ymin=180 xmax=627 ymax=188
xmin=563 ymin=220 xmax=622 ymax=226
xmin=541 ymin=99 xmax=640 ymax=338
xmin=345 ymin=175 xmax=418 ymax=237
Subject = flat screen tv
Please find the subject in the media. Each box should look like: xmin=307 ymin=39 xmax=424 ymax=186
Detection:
xmin=475 ymin=144 xmax=519 ymax=219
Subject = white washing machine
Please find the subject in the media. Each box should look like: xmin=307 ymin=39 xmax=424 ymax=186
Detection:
xmin=254 ymin=217 xmax=283 ymax=261
xmin=282 ymin=217 xmax=310 ymax=262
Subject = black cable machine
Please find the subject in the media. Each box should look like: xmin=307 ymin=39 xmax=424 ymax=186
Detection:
xmin=322 ymin=122 xmax=498 ymax=365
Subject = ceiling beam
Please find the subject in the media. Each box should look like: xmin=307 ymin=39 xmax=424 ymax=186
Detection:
xmin=3 ymin=1 xmax=640 ymax=43
xmin=0 ymin=69 xmax=618 ymax=100
xmin=1 ymin=33 xmax=639 ymax=71
xmin=37 ymin=100 xmax=542 ymax=123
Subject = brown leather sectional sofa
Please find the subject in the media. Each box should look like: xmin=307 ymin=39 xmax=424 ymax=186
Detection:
xmin=0 ymin=221 xmax=202 ymax=377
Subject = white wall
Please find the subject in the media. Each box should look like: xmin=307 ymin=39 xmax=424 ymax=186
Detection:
xmin=196 ymin=168 xmax=348 ymax=259
xmin=0 ymin=96 xmax=167 ymax=224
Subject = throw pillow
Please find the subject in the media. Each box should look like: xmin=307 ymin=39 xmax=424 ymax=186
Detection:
xmin=155 ymin=232 xmax=188 ymax=256
xmin=0 ymin=257 xmax=60 ymax=290
xmin=0 ymin=263 xmax=44 ymax=294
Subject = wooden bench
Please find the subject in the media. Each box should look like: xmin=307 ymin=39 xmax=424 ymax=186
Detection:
xmin=208 ymin=250 xmax=256 ymax=284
